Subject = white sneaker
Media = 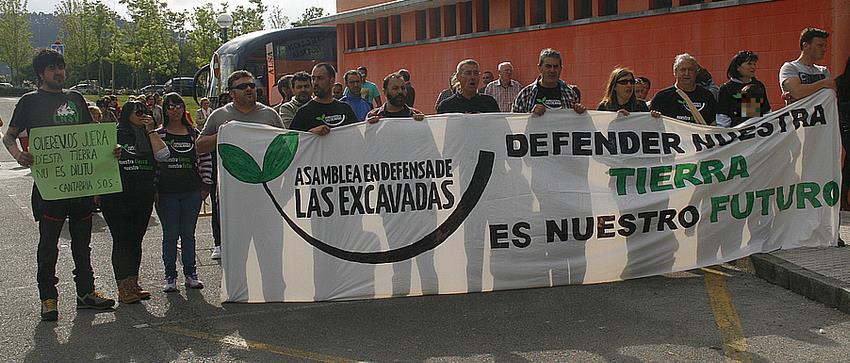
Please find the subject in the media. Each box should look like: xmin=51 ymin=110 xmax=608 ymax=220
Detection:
xmin=163 ymin=276 xmax=178 ymax=293
xmin=210 ymin=246 xmax=221 ymax=260
xmin=185 ymin=273 xmax=204 ymax=289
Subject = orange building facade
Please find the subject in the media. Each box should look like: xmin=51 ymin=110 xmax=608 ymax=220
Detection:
xmin=315 ymin=0 xmax=849 ymax=114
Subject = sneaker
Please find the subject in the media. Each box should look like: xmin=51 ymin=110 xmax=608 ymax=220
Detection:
xmin=163 ymin=276 xmax=178 ymax=293
xmin=41 ymin=299 xmax=58 ymax=321
xmin=185 ymin=273 xmax=204 ymax=289
xmin=210 ymin=246 xmax=221 ymax=260
xmin=76 ymin=291 xmax=116 ymax=310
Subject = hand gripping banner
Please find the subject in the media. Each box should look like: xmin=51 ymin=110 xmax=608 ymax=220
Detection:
xmin=217 ymin=89 xmax=840 ymax=303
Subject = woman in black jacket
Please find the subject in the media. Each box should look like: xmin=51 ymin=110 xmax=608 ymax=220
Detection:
xmin=716 ymin=51 xmax=772 ymax=127
xmin=101 ymin=101 xmax=168 ymax=304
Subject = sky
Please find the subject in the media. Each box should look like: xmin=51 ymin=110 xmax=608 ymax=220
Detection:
xmin=27 ymin=0 xmax=337 ymax=28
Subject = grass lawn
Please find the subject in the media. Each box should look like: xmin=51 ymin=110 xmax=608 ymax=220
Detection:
xmin=84 ymin=94 xmax=201 ymax=126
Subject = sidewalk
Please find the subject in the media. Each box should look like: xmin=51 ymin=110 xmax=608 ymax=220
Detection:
xmin=751 ymin=212 xmax=850 ymax=313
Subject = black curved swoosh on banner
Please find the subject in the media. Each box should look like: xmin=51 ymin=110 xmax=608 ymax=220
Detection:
xmin=262 ymin=150 xmax=495 ymax=264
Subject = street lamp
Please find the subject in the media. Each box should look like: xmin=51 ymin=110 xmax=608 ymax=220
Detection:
xmin=216 ymin=13 xmax=233 ymax=42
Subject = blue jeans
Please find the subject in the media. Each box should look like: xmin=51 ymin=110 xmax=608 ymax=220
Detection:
xmin=156 ymin=190 xmax=202 ymax=278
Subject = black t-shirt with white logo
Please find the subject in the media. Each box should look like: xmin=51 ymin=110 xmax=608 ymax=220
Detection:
xmin=10 ymin=89 xmax=92 ymax=130
xmin=535 ymin=85 xmax=563 ymax=109
xmin=436 ymin=93 xmax=500 ymax=114
xmin=289 ymin=99 xmax=358 ymax=131
xmin=116 ymin=131 xmax=156 ymax=191
xmin=157 ymin=132 xmax=200 ymax=193
xmin=650 ymin=86 xmax=717 ymax=124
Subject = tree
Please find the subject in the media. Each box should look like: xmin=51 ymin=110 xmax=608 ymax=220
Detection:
xmin=266 ymin=5 xmax=289 ymax=29
xmin=0 ymin=0 xmax=33 ymax=84
xmin=186 ymin=3 xmax=221 ymax=69
xmin=90 ymin=2 xmax=119 ymax=89
xmin=231 ymin=0 xmax=266 ymax=37
xmin=290 ymin=6 xmax=324 ymax=27
xmin=56 ymin=0 xmax=98 ymax=82
xmin=120 ymin=0 xmax=181 ymax=86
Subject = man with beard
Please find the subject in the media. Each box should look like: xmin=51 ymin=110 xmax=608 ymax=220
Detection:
xmin=436 ymin=59 xmax=499 ymax=114
xmin=197 ymin=70 xmax=284 ymax=260
xmin=290 ymin=63 xmax=358 ymax=136
xmin=277 ymin=71 xmax=312 ymax=129
xmin=513 ymin=48 xmax=587 ymax=115
xmin=3 ymin=48 xmax=115 ymax=321
xmin=365 ymin=73 xmax=425 ymax=123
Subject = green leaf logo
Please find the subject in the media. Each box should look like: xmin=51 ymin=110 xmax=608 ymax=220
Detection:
xmin=535 ymin=97 xmax=546 ymax=105
xmin=315 ymin=114 xmax=326 ymax=122
xmin=219 ymin=132 xmax=299 ymax=184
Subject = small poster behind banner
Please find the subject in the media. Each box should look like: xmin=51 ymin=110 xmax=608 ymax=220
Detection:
xmin=29 ymin=123 xmax=122 ymax=200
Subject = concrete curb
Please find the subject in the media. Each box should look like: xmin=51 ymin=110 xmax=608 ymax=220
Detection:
xmin=751 ymin=253 xmax=850 ymax=314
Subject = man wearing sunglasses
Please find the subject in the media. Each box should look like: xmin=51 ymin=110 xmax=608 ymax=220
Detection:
xmin=196 ymin=70 xmax=284 ymax=260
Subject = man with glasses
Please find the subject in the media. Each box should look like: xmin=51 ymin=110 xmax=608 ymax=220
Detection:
xmin=340 ymin=70 xmax=372 ymax=121
xmin=650 ymin=53 xmax=717 ymax=124
xmin=196 ymin=70 xmax=284 ymax=260
xmin=290 ymin=63 xmax=358 ymax=135
xmin=436 ymin=59 xmax=499 ymax=114
xmin=513 ymin=48 xmax=586 ymax=115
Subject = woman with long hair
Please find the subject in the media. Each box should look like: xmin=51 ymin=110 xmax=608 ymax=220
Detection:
xmin=597 ymin=67 xmax=650 ymax=113
xmin=102 ymin=101 xmax=168 ymax=304
xmin=716 ymin=50 xmax=772 ymax=127
xmin=155 ymin=93 xmax=212 ymax=292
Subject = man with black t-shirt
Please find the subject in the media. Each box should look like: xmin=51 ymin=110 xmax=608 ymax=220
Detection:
xmin=290 ymin=63 xmax=358 ymax=135
xmin=3 ymin=49 xmax=116 ymax=321
xmin=366 ymin=72 xmax=425 ymax=123
xmin=513 ymin=48 xmax=586 ymax=116
xmin=436 ymin=59 xmax=499 ymax=114
xmin=650 ymin=53 xmax=717 ymax=124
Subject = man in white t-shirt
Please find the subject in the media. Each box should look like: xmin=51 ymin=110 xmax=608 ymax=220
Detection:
xmin=779 ymin=27 xmax=836 ymax=105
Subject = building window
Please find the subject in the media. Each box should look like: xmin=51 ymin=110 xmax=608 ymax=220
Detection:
xmin=345 ymin=23 xmax=355 ymax=50
xmin=575 ymin=0 xmax=592 ymax=19
xmin=600 ymin=0 xmax=617 ymax=15
xmin=681 ymin=0 xmax=704 ymax=5
xmin=444 ymin=5 xmax=457 ymax=36
xmin=415 ymin=10 xmax=426 ymax=40
xmin=552 ymin=0 xmax=568 ymax=22
xmin=651 ymin=0 xmax=673 ymax=9
xmin=356 ymin=21 xmax=366 ymax=48
xmin=531 ymin=0 xmax=546 ymax=25
xmin=391 ymin=15 xmax=401 ymax=43
xmin=378 ymin=17 xmax=389 ymax=45
xmin=460 ymin=2 xmax=473 ymax=34
xmin=511 ymin=0 xmax=526 ymax=27
xmin=367 ymin=19 xmax=377 ymax=46
xmin=474 ymin=0 xmax=490 ymax=32
xmin=429 ymin=8 xmax=441 ymax=39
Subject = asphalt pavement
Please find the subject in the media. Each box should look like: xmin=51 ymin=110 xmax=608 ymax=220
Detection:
xmin=2 ymin=96 xmax=850 ymax=362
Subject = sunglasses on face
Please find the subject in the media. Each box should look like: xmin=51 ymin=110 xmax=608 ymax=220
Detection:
xmin=166 ymin=103 xmax=185 ymax=110
xmin=232 ymin=82 xmax=257 ymax=90
xmin=616 ymin=79 xmax=636 ymax=85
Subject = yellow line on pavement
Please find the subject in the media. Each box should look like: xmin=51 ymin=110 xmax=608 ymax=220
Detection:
xmin=702 ymin=267 xmax=752 ymax=363
xmin=158 ymin=325 xmax=353 ymax=362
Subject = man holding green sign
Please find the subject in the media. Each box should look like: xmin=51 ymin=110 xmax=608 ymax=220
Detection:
xmin=2 ymin=49 xmax=117 ymax=321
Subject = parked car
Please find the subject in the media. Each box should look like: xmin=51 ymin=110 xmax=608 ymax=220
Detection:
xmin=164 ymin=77 xmax=194 ymax=96
xmin=140 ymin=84 xmax=165 ymax=94
xmin=0 ymin=82 xmax=13 ymax=88
xmin=70 ymin=83 xmax=99 ymax=94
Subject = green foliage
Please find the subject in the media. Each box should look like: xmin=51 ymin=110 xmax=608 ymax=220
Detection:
xmin=290 ymin=6 xmax=324 ymax=27
xmin=231 ymin=0 xmax=267 ymax=37
xmin=0 ymin=0 xmax=33 ymax=84
xmin=186 ymin=3 xmax=221 ymax=69
xmin=219 ymin=132 xmax=299 ymax=184
xmin=55 ymin=0 xmax=98 ymax=81
xmin=119 ymin=0 xmax=181 ymax=85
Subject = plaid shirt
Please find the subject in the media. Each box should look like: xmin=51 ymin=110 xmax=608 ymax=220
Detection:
xmin=484 ymin=79 xmax=523 ymax=112
xmin=511 ymin=78 xmax=579 ymax=113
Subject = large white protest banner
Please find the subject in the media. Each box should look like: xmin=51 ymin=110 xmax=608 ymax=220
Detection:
xmin=217 ymin=89 xmax=840 ymax=303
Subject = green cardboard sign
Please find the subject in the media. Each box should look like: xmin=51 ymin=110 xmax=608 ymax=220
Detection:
xmin=29 ymin=123 xmax=122 ymax=200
